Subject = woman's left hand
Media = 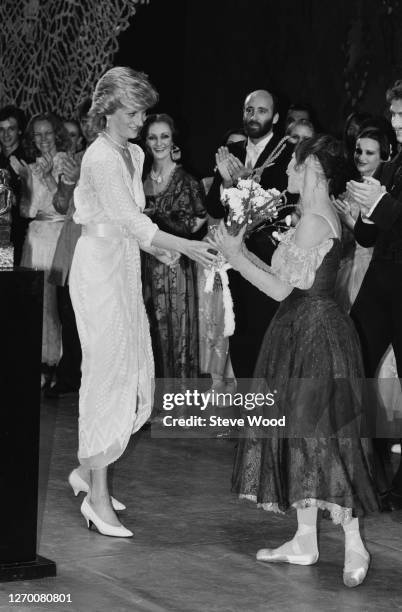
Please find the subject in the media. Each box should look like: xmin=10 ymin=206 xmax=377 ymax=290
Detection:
xmin=36 ymin=153 xmax=54 ymax=177
xmin=210 ymin=221 xmax=246 ymax=262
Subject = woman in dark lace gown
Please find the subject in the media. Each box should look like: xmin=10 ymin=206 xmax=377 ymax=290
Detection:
xmin=141 ymin=114 xmax=207 ymax=378
xmin=214 ymin=135 xmax=381 ymax=588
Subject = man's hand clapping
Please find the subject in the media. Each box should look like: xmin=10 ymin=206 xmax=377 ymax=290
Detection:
xmin=215 ymin=146 xmax=251 ymax=187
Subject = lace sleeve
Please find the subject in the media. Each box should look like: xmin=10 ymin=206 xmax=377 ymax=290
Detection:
xmin=84 ymin=149 xmax=158 ymax=248
xmin=188 ymin=175 xmax=207 ymax=219
xmin=271 ymin=232 xmax=333 ymax=290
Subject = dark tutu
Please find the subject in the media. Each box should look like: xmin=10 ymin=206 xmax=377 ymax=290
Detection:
xmin=232 ymin=239 xmax=382 ymax=523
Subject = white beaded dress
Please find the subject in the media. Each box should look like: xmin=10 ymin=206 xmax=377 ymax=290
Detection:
xmin=69 ymin=137 xmax=158 ymax=469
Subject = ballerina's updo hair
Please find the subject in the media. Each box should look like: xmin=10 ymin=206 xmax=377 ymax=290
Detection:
xmin=294 ymin=134 xmax=348 ymax=197
xmin=89 ymin=66 xmax=159 ymax=133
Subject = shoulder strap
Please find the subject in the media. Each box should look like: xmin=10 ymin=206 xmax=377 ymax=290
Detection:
xmin=311 ymin=212 xmax=340 ymax=240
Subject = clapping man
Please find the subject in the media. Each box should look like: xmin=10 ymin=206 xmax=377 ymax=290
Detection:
xmin=206 ymin=89 xmax=294 ymax=379
xmin=348 ymin=79 xmax=402 ymax=510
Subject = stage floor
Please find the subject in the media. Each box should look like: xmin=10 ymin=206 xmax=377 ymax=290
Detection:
xmin=1 ymin=397 xmax=402 ymax=611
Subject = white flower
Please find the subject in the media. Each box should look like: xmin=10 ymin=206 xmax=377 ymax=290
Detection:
xmin=266 ymin=188 xmax=281 ymax=198
xmin=252 ymin=195 xmax=267 ymax=209
xmin=237 ymin=179 xmax=254 ymax=190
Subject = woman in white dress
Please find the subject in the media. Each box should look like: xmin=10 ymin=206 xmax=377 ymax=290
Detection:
xmin=69 ymin=67 xmax=217 ymax=537
xmin=11 ymin=113 xmax=70 ymax=384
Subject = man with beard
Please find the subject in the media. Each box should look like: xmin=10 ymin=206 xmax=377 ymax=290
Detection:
xmin=206 ymin=89 xmax=294 ymax=379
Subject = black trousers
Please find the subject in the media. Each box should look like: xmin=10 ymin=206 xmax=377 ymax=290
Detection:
xmin=350 ymin=260 xmax=402 ymax=492
xmin=55 ymin=284 xmax=82 ymax=389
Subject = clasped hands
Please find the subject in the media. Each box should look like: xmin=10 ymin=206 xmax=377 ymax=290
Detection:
xmin=344 ymin=176 xmax=386 ymax=217
xmin=216 ymin=146 xmax=251 ymax=186
xmin=9 ymin=153 xmax=54 ymax=184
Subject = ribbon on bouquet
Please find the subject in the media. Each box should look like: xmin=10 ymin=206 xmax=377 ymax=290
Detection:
xmin=250 ymin=135 xmax=290 ymax=183
xmin=203 ymin=262 xmax=235 ymax=337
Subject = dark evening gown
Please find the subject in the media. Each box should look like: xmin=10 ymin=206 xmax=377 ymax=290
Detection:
xmin=232 ymin=225 xmax=381 ymax=523
xmin=142 ymin=166 xmax=206 ymax=378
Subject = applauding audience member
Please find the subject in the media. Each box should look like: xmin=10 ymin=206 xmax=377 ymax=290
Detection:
xmin=205 ymin=89 xmax=294 ymax=379
xmin=334 ymin=125 xmax=392 ymax=311
xmin=63 ymin=119 xmax=84 ymax=157
xmin=348 ymin=80 xmax=402 ymax=510
xmin=12 ymin=113 xmax=70 ymax=386
xmin=47 ymin=100 xmax=96 ymax=398
xmin=334 ymin=123 xmax=401 ymax=432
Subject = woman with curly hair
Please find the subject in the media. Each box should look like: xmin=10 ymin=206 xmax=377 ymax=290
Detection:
xmin=11 ymin=113 xmax=71 ymax=383
xmin=214 ymin=134 xmax=381 ymax=588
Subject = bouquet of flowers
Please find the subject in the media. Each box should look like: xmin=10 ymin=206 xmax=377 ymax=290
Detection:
xmin=203 ymin=180 xmax=291 ymax=337
xmin=221 ymin=178 xmax=285 ymax=237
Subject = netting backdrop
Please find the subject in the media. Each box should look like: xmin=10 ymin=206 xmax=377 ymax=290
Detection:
xmin=0 ymin=0 xmax=149 ymax=118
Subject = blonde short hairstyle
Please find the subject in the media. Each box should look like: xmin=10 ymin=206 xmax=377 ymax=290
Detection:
xmin=89 ymin=66 xmax=158 ymax=132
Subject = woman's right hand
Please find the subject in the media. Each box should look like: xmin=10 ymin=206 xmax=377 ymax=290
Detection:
xmin=181 ymin=239 xmax=218 ymax=267
xmin=62 ymin=155 xmax=80 ymax=184
xmin=331 ymin=196 xmax=355 ymax=228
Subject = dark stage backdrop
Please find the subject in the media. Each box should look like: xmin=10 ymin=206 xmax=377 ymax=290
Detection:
xmin=116 ymin=0 xmax=402 ymax=177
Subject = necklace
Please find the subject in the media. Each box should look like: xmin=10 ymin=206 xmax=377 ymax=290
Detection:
xmin=150 ymin=164 xmax=176 ymax=185
xmin=102 ymin=130 xmax=129 ymax=152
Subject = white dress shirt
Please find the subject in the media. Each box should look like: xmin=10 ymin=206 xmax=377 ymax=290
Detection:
xmin=245 ymin=132 xmax=274 ymax=169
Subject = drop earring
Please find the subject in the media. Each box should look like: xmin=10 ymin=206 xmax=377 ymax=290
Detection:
xmin=170 ymin=145 xmax=181 ymax=161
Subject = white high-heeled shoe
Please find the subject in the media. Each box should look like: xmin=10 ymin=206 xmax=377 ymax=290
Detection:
xmin=68 ymin=469 xmax=126 ymax=511
xmin=80 ymin=497 xmax=133 ymax=538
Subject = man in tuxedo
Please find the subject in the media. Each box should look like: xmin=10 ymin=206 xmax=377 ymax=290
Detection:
xmin=206 ymin=89 xmax=294 ymax=379
xmin=0 ymin=105 xmax=28 ymax=265
xmin=348 ymin=79 xmax=402 ymax=510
